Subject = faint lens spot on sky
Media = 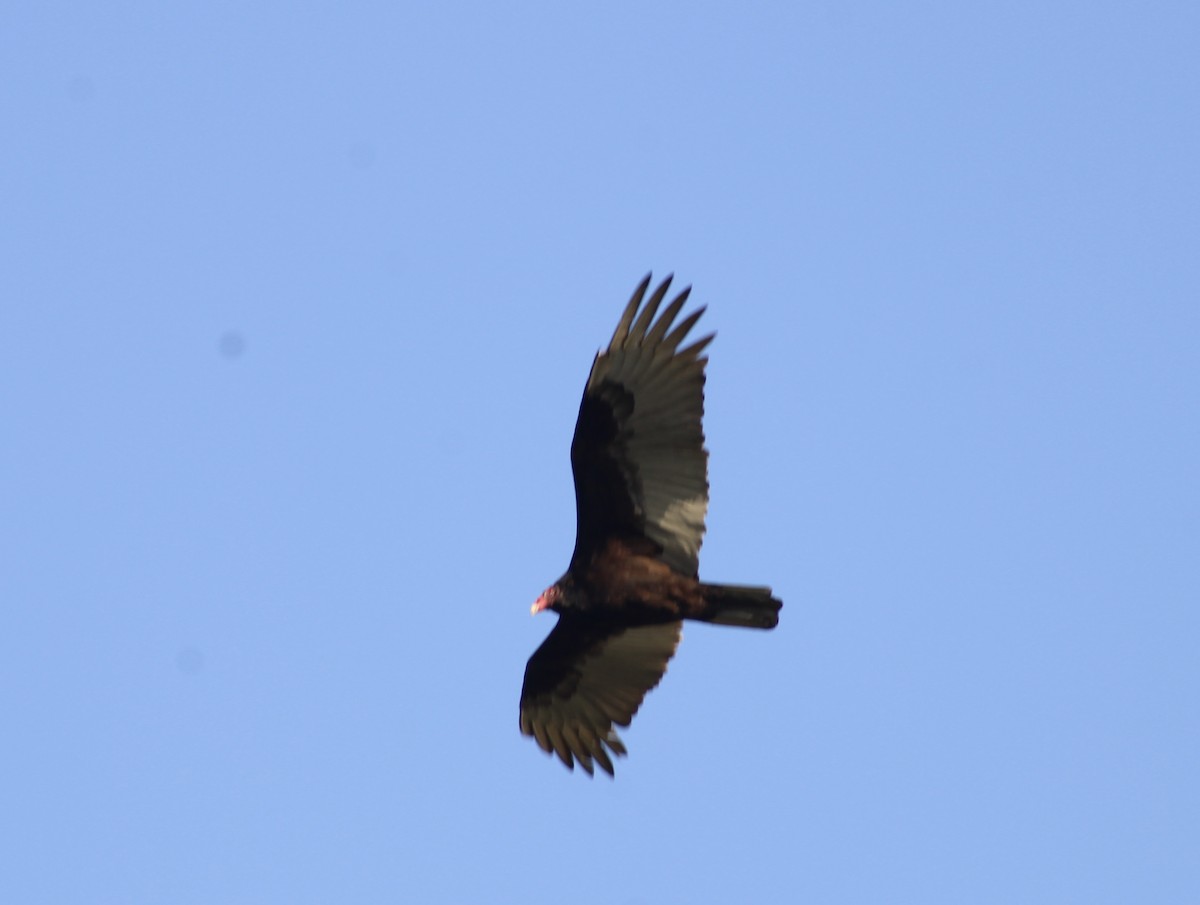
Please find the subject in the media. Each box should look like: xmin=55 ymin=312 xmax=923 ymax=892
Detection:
xmin=67 ymin=74 xmax=95 ymax=104
xmin=348 ymin=141 xmax=376 ymax=169
xmin=219 ymin=331 xmax=245 ymax=360
xmin=176 ymin=647 xmax=205 ymax=675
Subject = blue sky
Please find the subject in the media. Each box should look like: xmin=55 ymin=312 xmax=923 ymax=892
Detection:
xmin=3 ymin=2 xmax=1197 ymax=903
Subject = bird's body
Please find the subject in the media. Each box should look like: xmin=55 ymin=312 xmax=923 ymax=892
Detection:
xmin=520 ymin=275 xmax=782 ymax=776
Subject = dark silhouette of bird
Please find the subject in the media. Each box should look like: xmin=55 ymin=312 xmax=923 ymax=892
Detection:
xmin=520 ymin=274 xmax=782 ymax=776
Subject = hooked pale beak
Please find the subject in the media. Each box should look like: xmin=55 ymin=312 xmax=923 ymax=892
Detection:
xmin=531 ymin=592 xmax=551 ymax=615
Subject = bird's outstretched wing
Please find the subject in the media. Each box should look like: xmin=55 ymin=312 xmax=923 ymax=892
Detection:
xmin=519 ymin=618 xmax=682 ymax=776
xmin=569 ymin=274 xmax=712 ymax=577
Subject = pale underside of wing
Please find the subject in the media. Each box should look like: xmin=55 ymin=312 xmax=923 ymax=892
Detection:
xmin=580 ymin=274 xmax=712 ymax=576
xmin=520 ymin=620 xmax=682 ymax=776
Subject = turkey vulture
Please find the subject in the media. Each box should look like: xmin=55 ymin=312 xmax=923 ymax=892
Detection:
xmin=520 ymin=274 xmax=782 ymax=776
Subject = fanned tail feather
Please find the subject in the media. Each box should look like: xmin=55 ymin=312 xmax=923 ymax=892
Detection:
xmin=699 ymin=584 xmax=782 ymax=629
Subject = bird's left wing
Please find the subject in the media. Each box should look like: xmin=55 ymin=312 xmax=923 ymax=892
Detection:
xmin=519 ymin=617 xmax=682 ymax=776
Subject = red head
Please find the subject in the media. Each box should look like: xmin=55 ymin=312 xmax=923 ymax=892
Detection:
xmin=531 ymin=584 xmax=561 ymax=615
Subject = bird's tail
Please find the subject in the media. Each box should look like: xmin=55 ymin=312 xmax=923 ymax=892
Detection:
xmin=698 ymin=583 xmax=782 ymax=629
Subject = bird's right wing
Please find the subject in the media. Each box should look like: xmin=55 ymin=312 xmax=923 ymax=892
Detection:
xmin=519 ymin=618 xmax=682 ymax=776
xmin=568 ymin=274 xmax=712 ymax=577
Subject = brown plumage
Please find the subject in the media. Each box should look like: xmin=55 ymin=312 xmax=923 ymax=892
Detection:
xmin=520 ymin=274 xmax=782 ymax=776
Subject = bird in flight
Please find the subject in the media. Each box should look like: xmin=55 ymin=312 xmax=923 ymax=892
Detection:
xmin=520 ymin=274 xmax=782 ymax=776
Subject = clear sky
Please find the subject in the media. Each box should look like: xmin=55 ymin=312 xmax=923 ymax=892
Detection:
xmin=3 ymin=2 xmax=1197 ymax=903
